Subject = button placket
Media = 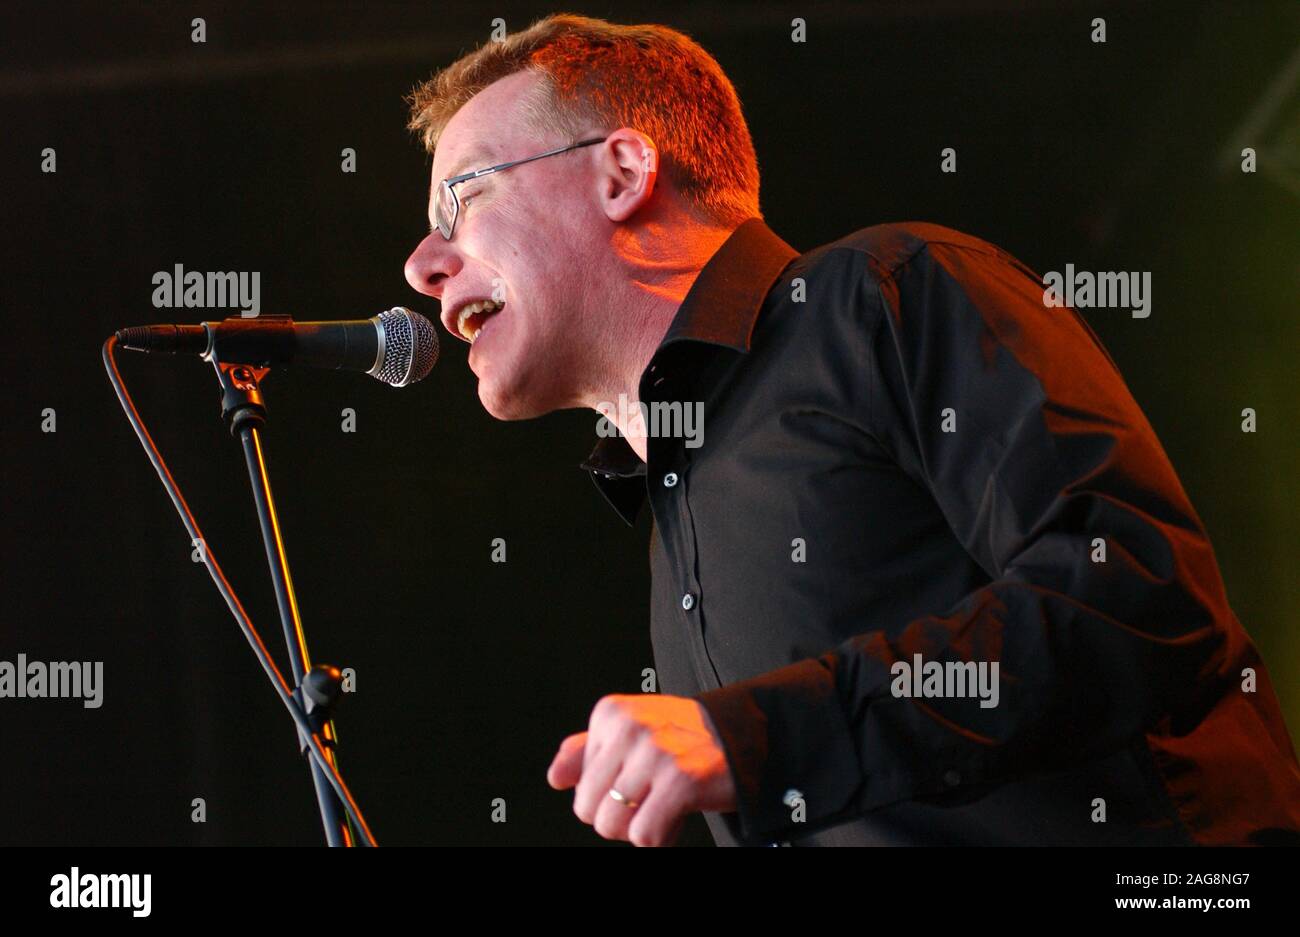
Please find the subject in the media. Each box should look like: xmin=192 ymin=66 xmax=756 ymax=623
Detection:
xmin=643 ymin=359 xmax=720 ymax=690
xmin=670 ymin=456 xmax=723 ymax=689
xmin=670 ymin=458 xmax=701 ymax=610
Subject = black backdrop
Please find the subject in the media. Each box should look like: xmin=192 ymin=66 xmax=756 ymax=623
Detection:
xmin=1 ymin=0 xmax=1296 ymax=845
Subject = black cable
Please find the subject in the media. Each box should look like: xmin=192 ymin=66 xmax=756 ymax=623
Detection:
xmin=102 ymin=335 xmax=377 ymax=846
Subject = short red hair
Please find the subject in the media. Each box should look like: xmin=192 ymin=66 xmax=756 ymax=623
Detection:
xmin=406 ymin=13 xmax=762 ymax=227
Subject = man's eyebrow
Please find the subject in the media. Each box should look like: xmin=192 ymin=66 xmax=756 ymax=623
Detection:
xmin=442 ymin=145 xmax=495 ymax=182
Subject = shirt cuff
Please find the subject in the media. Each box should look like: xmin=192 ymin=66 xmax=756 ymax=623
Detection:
xmin=694 ymin=657 xmax=863 ymax=845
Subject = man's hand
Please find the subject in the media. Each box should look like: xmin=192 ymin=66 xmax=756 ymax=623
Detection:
xmin=547 ymin=694 xmax=737 ymax=846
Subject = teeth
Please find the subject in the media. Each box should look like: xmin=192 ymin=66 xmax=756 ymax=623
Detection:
xmin=456 ymin=299 xmax=504 ymax=342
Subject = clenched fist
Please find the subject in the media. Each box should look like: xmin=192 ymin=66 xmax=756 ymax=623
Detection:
xmin=547 ymin=694 xmax=737 ymax=846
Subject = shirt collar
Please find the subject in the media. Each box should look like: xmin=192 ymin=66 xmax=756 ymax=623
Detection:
xmin=580 ymin=218 xmax=800 ymax=524
xmin=657 ymin=216 xmax=801 ymax=353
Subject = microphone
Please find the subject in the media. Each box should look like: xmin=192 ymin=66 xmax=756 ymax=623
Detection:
xmin=114 ymin=308 xmax=439 ymax=387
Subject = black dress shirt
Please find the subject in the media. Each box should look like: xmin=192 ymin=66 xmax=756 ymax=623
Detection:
xmin=581 ymin=218 xmax=1300 ymax=846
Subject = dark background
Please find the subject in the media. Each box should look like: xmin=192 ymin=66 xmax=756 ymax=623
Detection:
xmin=1 ymin=0 xmax=1295 ymax=846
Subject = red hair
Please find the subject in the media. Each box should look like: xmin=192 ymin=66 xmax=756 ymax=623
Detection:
xmin=406 ymin=13 xmax=762 ymax=227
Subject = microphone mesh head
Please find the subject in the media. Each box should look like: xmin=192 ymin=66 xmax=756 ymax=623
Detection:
xmin=374 ymin=307 xmax=439 ymax=386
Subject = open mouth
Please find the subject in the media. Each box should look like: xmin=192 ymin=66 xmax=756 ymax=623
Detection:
xmin=456 ymin=299 xmax=505 ymax=343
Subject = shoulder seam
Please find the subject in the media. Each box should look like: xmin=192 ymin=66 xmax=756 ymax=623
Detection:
xmin=804 ymin=237 xmax=1004 ymax=281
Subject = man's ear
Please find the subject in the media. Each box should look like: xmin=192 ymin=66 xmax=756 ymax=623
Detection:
xmin=595 ymin=128 xmax=658 ymax=223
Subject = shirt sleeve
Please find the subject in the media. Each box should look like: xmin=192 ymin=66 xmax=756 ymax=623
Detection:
xmin=693 ymin=239 xmax=1235 ymax=845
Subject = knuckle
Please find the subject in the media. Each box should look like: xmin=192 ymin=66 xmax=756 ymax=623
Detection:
xmin=594 ymin=811 xmax=622 ymax=841
xmin=630 ymin=822 xmax=662 ymax=848
xmin=653 ymin=761 xmax=685 ymax=791
xmin=615 ymin=717 xmax=644 ymax=746
xmin=656 ymin=773 xmax=694 ymax=812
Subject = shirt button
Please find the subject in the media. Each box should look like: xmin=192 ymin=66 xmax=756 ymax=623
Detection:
xmin=663 ymin=472 xmax=679 ymax=488
xmin=942 ymin=769 xmax=962 ymax=788
xmin=681 ymin=592 xmax=696 ymax=611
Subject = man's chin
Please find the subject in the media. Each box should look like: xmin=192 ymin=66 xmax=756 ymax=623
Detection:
xmin=477 ymin=380 xmax=550 ymax=421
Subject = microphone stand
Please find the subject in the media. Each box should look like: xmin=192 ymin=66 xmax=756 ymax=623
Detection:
xmin=212 ymin=357 xmax=353 ymax=846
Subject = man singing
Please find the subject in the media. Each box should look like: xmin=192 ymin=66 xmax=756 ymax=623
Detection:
xmin=401 ymin=14 xmax=1300 ymax=846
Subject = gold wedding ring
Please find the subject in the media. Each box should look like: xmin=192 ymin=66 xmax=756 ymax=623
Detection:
xmin=608 ymin=787 xmax=640 ymax=809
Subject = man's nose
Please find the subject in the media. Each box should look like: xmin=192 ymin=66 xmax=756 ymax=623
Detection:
xmin=404 ymin=233 xmax=462 ymax=299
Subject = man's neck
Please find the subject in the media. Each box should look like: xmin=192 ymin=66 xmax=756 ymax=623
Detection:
xmin=587 ymin=221 xmax=736 ymax=463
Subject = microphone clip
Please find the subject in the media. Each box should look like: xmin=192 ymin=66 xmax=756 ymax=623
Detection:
xmin=213 ymin=358 xmax=271 ymax=435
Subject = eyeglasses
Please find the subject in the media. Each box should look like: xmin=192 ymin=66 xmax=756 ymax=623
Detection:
xmin=432 ymin=137 xmax=606 ymax=240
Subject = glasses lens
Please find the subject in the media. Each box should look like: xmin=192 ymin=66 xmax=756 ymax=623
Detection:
xmin=435 ymin=182 xmax=457 ymax=239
